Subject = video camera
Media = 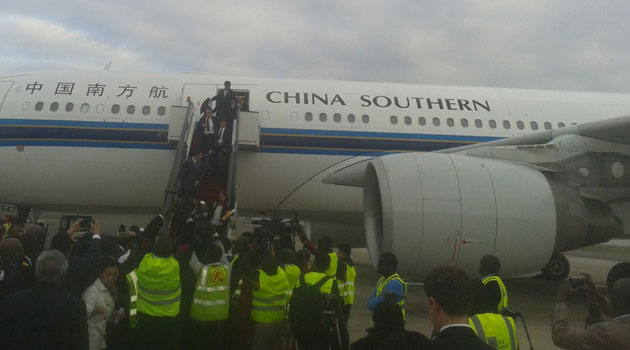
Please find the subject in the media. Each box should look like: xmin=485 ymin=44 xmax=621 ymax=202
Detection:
xmin=251 ymin=213 xmax=300 ymax=257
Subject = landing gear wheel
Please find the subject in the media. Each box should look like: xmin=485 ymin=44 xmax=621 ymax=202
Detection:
xmin=541 ymin=253 xmax=570 ymax=280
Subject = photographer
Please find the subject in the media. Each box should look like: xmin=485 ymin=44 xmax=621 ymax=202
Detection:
xmin=552 ymin=277 xmax=630 ymax=349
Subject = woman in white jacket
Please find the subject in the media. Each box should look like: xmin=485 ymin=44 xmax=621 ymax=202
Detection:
xmin=82 ymin=257 xmax=124 ymax=350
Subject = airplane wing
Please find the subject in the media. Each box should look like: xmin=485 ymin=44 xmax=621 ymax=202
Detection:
xmin=324 ymin=115 xmax=630 ymax=203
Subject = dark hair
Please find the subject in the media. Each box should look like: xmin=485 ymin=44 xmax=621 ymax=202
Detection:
xmin=480 ymin=255 xmax=501 ymax=274
xmin=98 ymin=256 xmax=119 ymax=273
xmin=224 ymin=81 xmax=231 ymax=86
xmin=372 ymin=298 xmax=404 ymax=329
xmin=153 ymin=236 xmax=174 ymax=258
xmin=317 ymin=235 xmax=333 ymax=250
xmin=338 ymin=243 xmax=351 ymax=257
xmin=380 ymin=252 xmax=398 ymax=269
xmin=607 ymin=262 xmax=630 ymax=293
xmin=314 ymin=253 xmax=331 ymax=272
xmin=423 ymin=265 xmax=474 ymax=317
xmin=296 ymin=249 xmax=311 ymax=265
xmin=192 ymin=149 xmax=203 ymax=156
xmin=205 ymin=244 xmax=223 ymax=264
xmin=51 ymin=233 xmax=73 ymax=255
xmin=262 ymin=255 xmax=279 ymax=275
xmin=278 ymin=248 xmax=296 ymax=265
xmin=118 ymin=224 xmax=126 ymax=232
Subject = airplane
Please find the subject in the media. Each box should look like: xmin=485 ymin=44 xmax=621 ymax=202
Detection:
xmin=1 ymin=69 xmax=630 ymax=281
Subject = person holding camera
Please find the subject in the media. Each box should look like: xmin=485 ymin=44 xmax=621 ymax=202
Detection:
xmin=552 ymin=276 xmax=630 ymax=349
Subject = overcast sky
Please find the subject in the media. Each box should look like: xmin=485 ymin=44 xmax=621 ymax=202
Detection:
xmin=2 ymin=1 xmax=630 ymax=92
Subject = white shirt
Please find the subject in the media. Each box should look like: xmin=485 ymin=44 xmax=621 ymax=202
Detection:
xmin=217 ymin=128 xmax=225 ymax=145
xmin=211 ymin=204 xmax=223 ymax=226
xmin=439 ymin=324 xmax=473 ymax=333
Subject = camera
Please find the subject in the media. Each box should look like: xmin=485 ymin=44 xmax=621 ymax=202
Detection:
xmin=570 ymin=277 xmax=586 ymax=290
xmin=251 ymin=213 xmax=300 ymax=257
xmin=79 ymin=219 xmax=94 ymax=231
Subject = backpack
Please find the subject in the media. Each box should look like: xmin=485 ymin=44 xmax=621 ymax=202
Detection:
xmin=288 ymin=274 xmax=332 ymax=337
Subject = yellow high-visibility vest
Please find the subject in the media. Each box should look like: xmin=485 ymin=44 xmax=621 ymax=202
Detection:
xmin=126 ymin=270 xmax=138 ymax=329
xmin=283 ymin=264 xmax=301 ymax=299
xmin=297 ymin=271 xmax=334 ymax=294
xmin=251 ymin=267 xmax=289 ymax=323
xmin=469 ymin=313 xmax=518 ymax=350
xmin=325 ymin=252 xmax=338 ymax=278
xmin=190 ymin=263 xmax=230 ymax=322
xmin=136 ymin=253 xmax=181 ymax=317
xmin=341 ymin=264 xmax=356 ymax=306
xmin=376 ymin=273 xmax=407 ymax=319
xmin=482 ymin=275 xmax=508 ymax=312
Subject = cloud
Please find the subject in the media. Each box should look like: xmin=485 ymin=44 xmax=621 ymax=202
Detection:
xmin=2 ymin=2 xmax=630 ymax=92
xmin=0 ymin=15 xmax=145 ymax=72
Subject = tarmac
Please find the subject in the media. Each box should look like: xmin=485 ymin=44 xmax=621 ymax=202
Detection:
xmin=346 ymin=248 xmax=630 ymax=349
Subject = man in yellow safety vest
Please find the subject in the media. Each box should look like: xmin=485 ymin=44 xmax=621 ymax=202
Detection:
xmin=135 ymin=237 xmax=182 ymax=350
xmin=469 ymin=280 xmax=518 ymax=350
xmin=336 ymin=243 xmax=356 ymax=324
xmin=245 ymin=255 xmax=289 ymax=350
xmin=187 ymin=242 xmax=230 ymax=349
xmin=368 ymin=253 xmax=407 ymax=320
xmin=479 ymin=255 xmax=508 ymax=313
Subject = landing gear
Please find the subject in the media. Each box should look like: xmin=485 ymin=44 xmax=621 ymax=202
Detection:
xmin=541 ymin=253 xmax=570 ymax=280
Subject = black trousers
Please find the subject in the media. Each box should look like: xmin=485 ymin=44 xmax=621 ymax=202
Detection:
xmin=135 ymin=313 xmax=180 ymax=350
xmin=183 ymin=319 xmax=229 ymax=350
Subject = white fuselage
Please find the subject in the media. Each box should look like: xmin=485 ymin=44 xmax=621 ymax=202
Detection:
xmin=1 ymin=70 xmax=630 ymax=223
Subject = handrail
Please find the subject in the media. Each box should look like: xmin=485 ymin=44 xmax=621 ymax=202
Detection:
xmin=226 ymin=110 xmax=240 ymax=210
xmin=160 ymin=100 xmax=195 ymax=235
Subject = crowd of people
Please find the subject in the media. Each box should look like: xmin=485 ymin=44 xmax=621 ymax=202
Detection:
xmin=0 ymin=208 xmax=629 ymax=350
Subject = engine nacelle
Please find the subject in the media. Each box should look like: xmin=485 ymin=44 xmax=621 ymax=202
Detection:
xmin=363 ymin=153 xmax=615 ymax=278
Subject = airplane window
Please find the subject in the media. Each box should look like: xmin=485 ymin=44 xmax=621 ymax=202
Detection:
xmin=65 ymin=103 xmax=74 ymax=112
xmin=347 ymin=114 xmax=355 ymax=123
xmin=112 ymin=104 xmax=120 ymax=114
xmin=404 ymin=116 xmax=412 ymax=125
xmin=544 ymin=122 xmax=552 ymax=130
xmin=96 ymin=104 xmax=105 ymax=113
xmin=475 ymin=119 xmax=482 ymax=128
xmin=127 ymin=105 xmax=135 ymax=115
xmin=362 ymin=114 xmax=369 ymax=123
xmin=517 ymin=121 xmax=524 ymax=129
xmin=305 ymin=112 xmax=313 ymax=121
xmin=80 ymin=103 xmax=89 ymax=113
xmin=419 ymin=117 xmax=426 ymax=126
xmin=530 ymin=121 xmax=538 ymax=130
xmin=447 ymin=118 xmax=454 ymax=127
xmin=333 ymin=113 xmax=341 ymax=123
xmin=503 ymin=120 xmax=511 ymax=129
xmin=158 ymin=106 xmax=166 ymax=116
xmin=461 ymin=119 xmax=469 ymax=127
xmin=21 ymin=102 xmax=30 ymax=111
xmin=558 ymin=122 xmax=565 ymax=128
xmin=489 ymin=119 xmax=497 ymax=129
xmin=35 ymin=102 xmax=44 ymax=111
xmin=390 ymin=116 xmax=398 ymax=125
xmin=50 ymin=102 xmax=59 ymax=112
xmin=319 ymin=113 xmax=327 ymax=122
xmin=432 ymin=117 xmax=440 ymax=126
xmin=142 ymin=106 xmax=151 ymax=115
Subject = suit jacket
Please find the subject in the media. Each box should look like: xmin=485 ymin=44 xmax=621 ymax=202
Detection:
xmin=552 ymin=302 xmax=630 ymax=349
xmin=0 ymin=283 xmax=89 ymax=350
xmin=431 ymin=326 xmax=493 ymax=350
xmin=214 ymin=127 xmax=232 ymax=151
xmin=181 ymin=157 xmax=203 ymax=188
xmin=211 ymin=89 xmax=237 ymax=117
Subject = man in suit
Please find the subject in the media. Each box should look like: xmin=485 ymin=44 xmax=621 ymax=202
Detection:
xmin=197 ymin=106 xmax=216 ymax=155
xmin=424 ymin=265 xmax=492 ymax=350
xmin=0 ymin=249 xmax=89 ymax=350
xmin=211 ymin=120 xmax=232 ymax=180
xmin=181 ymin=150 xmax=204 ymax=197
xmin=210 ymin=81 xmax=237 ymax=126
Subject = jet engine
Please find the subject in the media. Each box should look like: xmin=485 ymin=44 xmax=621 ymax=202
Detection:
xmin=363 ymin=153 xmax=621 ymax=279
